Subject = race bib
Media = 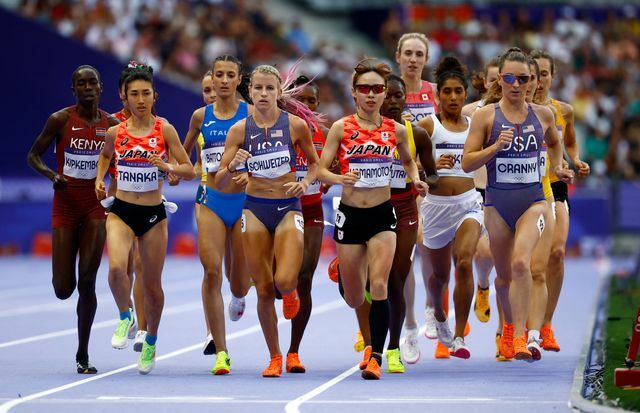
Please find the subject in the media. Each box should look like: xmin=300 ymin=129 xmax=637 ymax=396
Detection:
xmin=540 ymin=147 xmax=548 ymax=177
xmin=495 ymin=156 xmax=540 ymax=184
xmin=63 ymin=149 xmax=99 ymax=179
xmin=296 ymin=166 xmax=321 ymax=195
xmin=247 ymin=146 xmax=292 ymax=179
xmin=117 ymin=160 xmax=159 ymax=192
xmin=434 ymin=143 xmax=473 ymax=178
xmin=390 ymin=159 xmax=407 ymax=189
xmin=201 ymin=141 xmax=225 ymax=173
xmin=403 ymin=102 xmax=435 ymax=125
xmin=349 ymin=157 xmax=393 ymax=188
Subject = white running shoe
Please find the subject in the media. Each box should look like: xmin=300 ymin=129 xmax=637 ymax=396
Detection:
xmin=133 ymin=330 xmax=147 ymax=353
xmin=127 ymin=310 xmax=137 ymax=340
xmin=450 ymin=337 xmax=471 ymax=359
xmin=400 ymin=326 xmax=421 ymax=364
xmin=228 ymin=295 xmax=246 ymax=322
xmin=203 ymin=333 xmax=216 ymax=355
xmin=424 ymin=307 xmax=437 ymax=339
xmin=527 ymin=334 xmax=543 ymax=361
xmin=435 ymin=319 xmax=454 ymax=348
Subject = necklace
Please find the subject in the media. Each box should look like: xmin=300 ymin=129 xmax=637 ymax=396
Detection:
xmin=355 ymin=113 xmax=382 ymax=129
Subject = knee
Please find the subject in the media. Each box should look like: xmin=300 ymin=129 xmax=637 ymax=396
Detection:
xmin=202 ymin=267 xmax=223 ymax=289
xmin=144 ymin=283 xmax=164 ymax=302
xmin=511 ymin=256 xmax=530 ymax=279
xmin=344 ymin=292 xmax=364 ymax=309
xmin=549 ymin=245 xmax=565 ymax=265
xmin=494 ymin=276 xmax=509 ymax=289
xmin=76 ymin=276 xmax=96 ymax=296
xmin=109 ymin=264 xmax=128 ymax=283
xmin=256 ymin=285 xmax=276 ymax=301
xmin=53 ymin=280 xmax=75 ymax=300
xmin=296 ymin=275 xmax=312 ymax=296
xmin=455 ymin=255 xmax=474 ymax=278
xmin=369 ymin=278 xmax=387 ymax=298
xmin=275 ymin=277 xmax=297 ymax=295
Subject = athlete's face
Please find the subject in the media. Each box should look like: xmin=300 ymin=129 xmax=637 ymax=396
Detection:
xmin=352 ymin=71 xmax=387 ymax=115
xmin=201 ymin=75 xmax=215 ymax=105
xmin=250 ymin=73 xmax=281 ymax=111
xmin=212 ymin=61 xmax=241 ymax=99
xmin=525 ymin=64 xmax=539 ymax=103
xmin=535 ymin=58 xmax=553 ymax=99
xmin=72 ymin=68 xmax=102 ymax=104
xmin=438 ymin=78 xmax=467 ymax=116
xmin=381 ymin=80 xmax=406 ymax=119
xmin=484 ymin=66 xmax=499 ymax=90
xmin=396 ymin=38 xmax=427 ymax=79
xmin=296 ymin=85 xmax=319 ymax=112
xmin=499 ymin=60 xmax=530 ymax=101
xmin=126 ymin=79 xmax=155 ymax=117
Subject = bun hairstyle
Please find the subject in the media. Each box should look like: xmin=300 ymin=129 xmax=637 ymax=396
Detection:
xmin=119 ymin=61 xmax=152 ymax=91
xmin=470 ymin=55 xmax=500 ymax=95
xmin=434 ymin=56 xmax=468 ymax=91
xmin=352 ymin=58 xmax=392 ymax=88
xmin=123 ymin=64 xmax=154 ymax=96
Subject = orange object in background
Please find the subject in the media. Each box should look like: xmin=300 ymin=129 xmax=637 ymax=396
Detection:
xmin=31 ymin=232 xmax=52 ymax=256
xmin=172 ymin=232 xmax=197 ymax=256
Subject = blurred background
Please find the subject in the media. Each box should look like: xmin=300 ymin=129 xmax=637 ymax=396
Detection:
xmin=0 ymin=0 xmax=638 ymax=263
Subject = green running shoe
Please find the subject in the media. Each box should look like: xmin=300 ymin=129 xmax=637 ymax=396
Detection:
xmin=364 ymin=290 xmax=372 ymax=304
xmin=111 ymin=317 xmax=133 ymax=349
xmin=211 ymin=350 xmax=231 ymax=375
xmin=386 ymin=348 xmax=405 ymax=373
xmin=138 ymin=342 xmax=156 ymax=375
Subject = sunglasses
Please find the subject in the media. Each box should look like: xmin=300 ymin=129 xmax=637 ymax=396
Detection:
xmin=354 ymin=84 xmax=386 ymax=94
xmin=501 ymin=74 xmax=532 ymax=85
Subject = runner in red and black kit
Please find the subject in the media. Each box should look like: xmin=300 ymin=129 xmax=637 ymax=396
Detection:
xmin=286 ymin=76 xmax=330 ymax=373
xmin=27 ymin=65 xmax=119 ymax=374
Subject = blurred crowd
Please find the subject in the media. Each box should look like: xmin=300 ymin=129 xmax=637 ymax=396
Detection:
xmin=15 ymin=1 xmax=640 ymax=181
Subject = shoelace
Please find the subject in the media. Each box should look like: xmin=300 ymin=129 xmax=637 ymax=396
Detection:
xmin=116 ymin=318 xmax=131 ymax=337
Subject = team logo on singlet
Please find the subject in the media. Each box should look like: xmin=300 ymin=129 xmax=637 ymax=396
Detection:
xmin=120 ymin=137 xmax=129 ymax=146
xmin=381 ymin=131 xmax=390 ymax=141
xmin=349 ymin=131 xmax=360 ymax=140
xmin=422 ymin=94 xmax=429 ymax=101
xmin=149 ymin=138 xmax=157 ymax=148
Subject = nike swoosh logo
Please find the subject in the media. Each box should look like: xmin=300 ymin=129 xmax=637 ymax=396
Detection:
xmin=204 ymin=121 xmax=215 ymax=127
xmin=409 ymin=220 xmax=417 ymax=225
xmin=390 ymin=224 xmax=397 ymax=229
xmin=500 ymin=124 xmax=513 ymax=129
xmin=72 ymin=126 xmax=83 ymax=131
xmin=104 ymin=211 xmax=109 ymax=216
xmin=277 ymin=206 xmax=290 ymax=211
xmin=313 ymin=219 xmax=323 ymax=223
xmin=250 ymin=133 xmax=261 ymax=140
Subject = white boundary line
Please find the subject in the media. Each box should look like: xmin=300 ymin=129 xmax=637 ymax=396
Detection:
xmin=0 ymin=298 xmax=345 ymax=413
xmin=285 ymin=365 xmax=359 ymax=413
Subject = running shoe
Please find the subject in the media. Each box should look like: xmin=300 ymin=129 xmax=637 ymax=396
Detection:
xmin=540 ymin=324 xmax=561 ymax=352
xmin=361 ymin=356 xmax=381 ymax=380
xmin=76 ymin=360 xmax=97 ymax=374
xmin=385 ymin=348 xmax=405 ymax=373
xmin=450 ymin=337 xmax=471 ymax=359
xmin=203 ymin=333 xmax=216 ymax=355
xmin=434 ymin=341 xmax=450 ymax=359
xmin=282 ymin=289 xmax=300 ymax=320
xmin=228 ymin=295 xmax=246 ymax=322
xmin=111 ymin=316 xmax=133 ymax=349
xmin=514 ymin=335 xmax=532 ymax=361
xmin=127 ymin=309 xmax=137 ymax=339
xmin=138 ymin=342 xmax=156 ymax=375
xmin=286 ymin=353 xmax=306 ymax=373
xmin=527 ymin=335 xmax=542 ymax=361
xmin=211 ymin=351 xmax=231 ymax=375
xmin=495 ymin=334 xmax=511 ymax=362
xmin=328 ymin=257 xmax=339 ymax=283
xmin=134 ymin=330 xmax=147 ymax=353
xmin=435 ymin=319 xmax=454 ymax=347
xmin=354 ymin=330 xmax=365 ymax=352
xmin=473 ymin=287 xmax=491 ymax=323
xmin=424 ymin=306 xmax=437 ymax=339
xmin=500 ymin=323 xmax=515 ymax=359
xmin=262 ymin=355 xmax=283 ymax=378
xmin=400 ymin=326 xmax=420 ymax=364
xmin=359 ymin=346 xmax=372 ymax=370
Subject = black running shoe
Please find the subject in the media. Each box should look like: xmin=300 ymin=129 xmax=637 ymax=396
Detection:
xmin=76 ymin=360 xmax=97 ymax=374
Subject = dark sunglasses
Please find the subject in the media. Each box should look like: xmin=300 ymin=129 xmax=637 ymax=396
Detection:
xmin=355 ymin=84 xmax=386 ymax=94
xmin=501 ymin=74 xmax=532 ymax=85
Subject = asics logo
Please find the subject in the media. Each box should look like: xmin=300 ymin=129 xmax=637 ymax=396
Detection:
xmin=120 ymin=137 xmax=129 ymax=146
xmin=149 ymin=215 xmax=157 ymax=223
xmin=204 ymin=121 xmax=216 ymax=127
xmin=72 ymin=126 xmax=83 ymax=131
xmin=277 ymin=205 xmax=290 ymax=211
xmin=250 ymin=133 xmax=261 ymax=140
xmin=349 ymin=131 xmax=360 ymax=140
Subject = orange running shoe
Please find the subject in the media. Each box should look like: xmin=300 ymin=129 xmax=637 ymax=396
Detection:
xmin=434 ymin=341 xmax=450 ymax=359
xmin=286 ymin=353 xmax=306 ymax=373
xmin=500 ymin=323 xmax=515 ymax=359
xmin=495 ymin=334 xmax=512 ymax=362
xmin=463 ymin=322 xmax=471 ymax=337
xmin=282 ymin=289 xmax=300 ymax=320
xmin=361 ymin=357 xmax=381 ymax=380
xmin=262 ymin=355 xmax=283 ymax=377
xmin=540 ymin=324 xmax=560 ymax=352
xmin=514 ymin=336 xmax=532 ymax=361
xmin=328 ymin=257 xmax=339 ymax=283
xmin=359 ymin=346 xmax=372 ymax=370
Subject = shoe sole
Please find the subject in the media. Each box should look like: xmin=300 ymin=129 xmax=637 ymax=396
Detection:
xmin=287 ymin=367 xmax=306 ymax=373
xmin=387 ymin=368 xmax=405 ymax=373
xmin=528 ymin=346 xmax=542 ymax=361
xmin=515 ymin=351 xmax=532 ymax=361
xmin=262 ymin=373 xmax=281 ymax=378
xmin=361 ymin=370 xmax=380 ymax=380
xmin=138 ymin=362 xmax=155 ymax=375
xmin=401 ymin=351 xmax=420 ymax=364
xmin=424 ymin=331 xmax=437 ymax=340
xmin=542 ymin=346 xmax=560 ymax=352
xmin=213 ymin=368 xmax=230 ymax=375
xmin=133 ymin=342 xmax=143 ymax=352
xmin=111 ymin=341 xmax=128 ymax=350
xmin=203 ymin=340 xmax=216 ymax=355
xmin=451 ymin=348 xmax=471 ymax=359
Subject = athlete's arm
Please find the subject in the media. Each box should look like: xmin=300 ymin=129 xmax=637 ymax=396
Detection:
xmin=540 ymin=105 xmax=574 ymax=184
xmin=559 ymin=102 xmax=590 ymax=177
xmin=27 ymin=110 xmax=68 ymax=189
xmin=462 ymin=106 xmax=506 ymax=172
xmin=182 ymin=107 xmax=205 ymax=156
xmin=96 ymin=125 xmax=116 ymax=200
xmin=413 ymin=125 xmax=439 ymax=189
xmin=150 ymin=123 xmax=196 ymax=180
xmin=216 ymin=120 xmax=249 ymax=189
xmin=418 ymin=115 xmax=451 ymax=169
xmin=317 ymin=119 xmax=357 ymax=186
xmin=396 ymin=122 xmax=427 ymax=196
xmin=285 ymin=115 xmax=319 ymax=197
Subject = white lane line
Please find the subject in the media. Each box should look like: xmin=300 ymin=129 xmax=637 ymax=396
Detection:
xmin=0 ymin=298 xmax=345 ymax=413
xmin=285 ymin=364 xmax=360 ymax=413
xmin=0 ymin=300 xmax=205 ymax=350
